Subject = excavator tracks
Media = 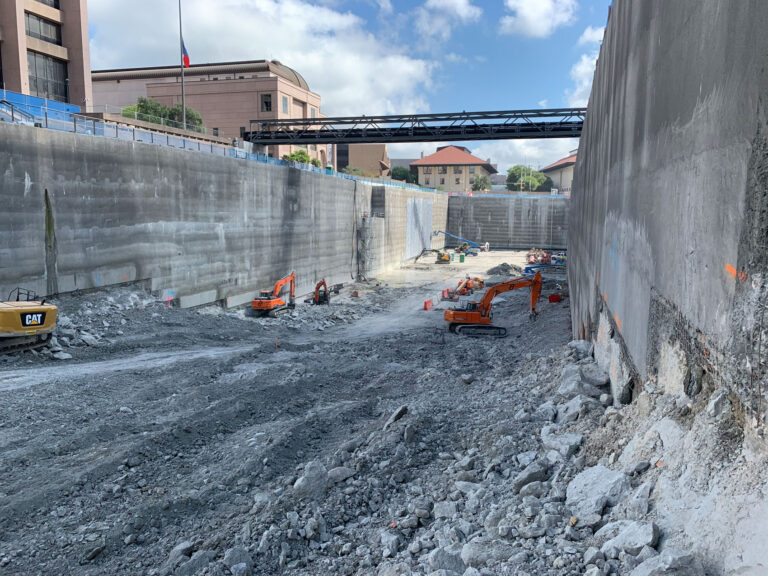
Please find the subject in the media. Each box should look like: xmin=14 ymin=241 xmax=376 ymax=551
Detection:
xmin=0 ymin=333 xmax=52 ymax=354
xmin=448 ymin=323 xmax=507 ymax=338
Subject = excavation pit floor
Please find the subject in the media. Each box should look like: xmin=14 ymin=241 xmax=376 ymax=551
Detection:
xmin=0 ymin=250 xmax=637 ymax=576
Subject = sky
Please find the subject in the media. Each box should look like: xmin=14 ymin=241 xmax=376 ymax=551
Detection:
xmin=88 ymin=0 xmax=608 ymax=172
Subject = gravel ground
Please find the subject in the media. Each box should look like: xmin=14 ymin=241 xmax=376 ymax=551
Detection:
xmin=0 ymin=252 xmax=723 ymax=575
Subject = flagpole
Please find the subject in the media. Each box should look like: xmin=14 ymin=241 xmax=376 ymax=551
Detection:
xmin=178 ymin=0 xmax=186 ymax=131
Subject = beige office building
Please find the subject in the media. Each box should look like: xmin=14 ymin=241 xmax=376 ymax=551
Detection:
xmin=92 ymin=59 xmax=331 ymax=165
xmin=412 ymin=146 xmax=497 ymax=194
xmin=0 ymin=0 xmax=92 ymax=107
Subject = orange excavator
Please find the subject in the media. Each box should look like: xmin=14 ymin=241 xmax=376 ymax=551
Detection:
xmin=250 ymin=272 xmax=296 ymax=317
xmin=309 ymin=279 xmax=331 ymax=305
xmin=441 ymin=276 xmax=486 ymax=301
xmin=444 ymin=272 xmax=543 ymax=337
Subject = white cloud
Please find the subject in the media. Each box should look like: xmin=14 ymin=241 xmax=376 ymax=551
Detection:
xmin=538 ymin=99 xmax=548 ymax=108
xmin=88 ymin=0 xmax=433 ymax=116
xmin=499 ymin=0 xmax=578 ymax=38
xmin=376 ymin=0 xmax=394 ymax=15
xmin=565 ymin=50 xmax=598 ymax=107
xmin=415 ymin=0 xmax=482 ymax=42
xmin=445 ymin=52 xmax=468 ymax=64
xmin=470 ymin=138 xmax=578 ymax=173
xmin=578 ymin=25 xmax=604 ymax=45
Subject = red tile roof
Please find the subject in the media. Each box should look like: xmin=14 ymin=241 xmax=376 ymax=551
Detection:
xmin=411 ymin=146 xmax=497 ymax=174
xmin=541 ymin=154 xmax=577 ymax=173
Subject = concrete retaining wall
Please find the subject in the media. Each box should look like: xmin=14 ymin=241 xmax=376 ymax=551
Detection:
xmin=0 ymin=122 xmax=446 ymax=306
xmin=446 ymin=195 xmax=568 ymax=250
xmin=570 ymin=0 xmax=768 ymax=435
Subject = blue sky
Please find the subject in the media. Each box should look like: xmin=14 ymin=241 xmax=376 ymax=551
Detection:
xmin=88 ymin=0 xmax=608 ymax=171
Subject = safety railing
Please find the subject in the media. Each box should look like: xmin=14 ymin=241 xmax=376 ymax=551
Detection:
xmin=0 ymin=97 xmax=439 ymax=195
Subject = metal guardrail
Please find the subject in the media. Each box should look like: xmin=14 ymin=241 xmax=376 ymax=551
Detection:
xmin=0 ymin=99 xmax=437 ymax=195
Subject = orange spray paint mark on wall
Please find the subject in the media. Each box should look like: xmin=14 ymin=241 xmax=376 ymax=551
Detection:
xmin=603 ymin=292 xmax=608 ymax=302
xmin=613 ymin=312 xmax=622 ymax=331
xmin=725 ymin=264 xmax=748 ymax=282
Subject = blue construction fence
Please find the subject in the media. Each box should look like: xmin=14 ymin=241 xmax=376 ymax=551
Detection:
xmin=0 ymin=89 xmax=435 ymax=195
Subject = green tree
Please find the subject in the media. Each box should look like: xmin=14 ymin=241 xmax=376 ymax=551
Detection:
xmin=472 ymin=174 xmax=491 ymax=191
xmin=506 ymin=165 xmax=552 ymax=192
xmin=391 ymin=166 xmax=416 ymax=183
xmin=123 ymin=97 xmax=203 ymax=129
xmin=283 ymin=150 xmax=312 ymax=164
xmin=342 ymin=166 xmax=366 ymax=177
xmin=310 ymin=158 xmax=322 ymax=168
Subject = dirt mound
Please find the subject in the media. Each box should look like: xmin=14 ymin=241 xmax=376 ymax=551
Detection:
xmin=486 ymin=262 xmax=524 ymax=276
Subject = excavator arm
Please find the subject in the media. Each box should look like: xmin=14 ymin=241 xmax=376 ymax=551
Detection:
xmin=270 ymin=272 xmax=296 ymax=299
xmin=252 ymin=272 xmax=296 ymax=316
xmin=444 ymin=272 xmax=542 ymax=337
xmin=477 ymin=272 xmax=542 ymax=317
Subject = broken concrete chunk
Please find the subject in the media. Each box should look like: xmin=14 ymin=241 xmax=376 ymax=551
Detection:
xmin=293 ymin=461 xmax=328 ymax=499
xmin=383 ymin=405 xmax=408 ymax=429
xmin=428 ymin=544 xmax=466 ymax=573
xmin=629 ymin=548 xmax=702 ymax=576
xmin=534 ymin=401 xmax=557 ymax=422
xmin=568 ymin=340 xmax=594 ymax=359
xmin=176 ymin=550 xmax=215 ymax=576
xmin=601 ymin=521 xmax=659 ymax=555
xmin=566 ymin=465 xmax=631 ymax=519
xmin=327 ymin=466 xmax=356 ymax=484
xmin=541 ymin=425 xmax=584 ymax=457
xmin=460 ymin=537 xmax=516 ymax=567
xmin=223 ymin=547 xmax=252 ymax=571
xmin=706 ymin=389 xmax=731 ymax=418
xmin=512 ymin=461 xmax=548 ymax=493
xmin=556 ymin=394 xmax=602 ymax=424
xmin=580 ymin=362 xmax=610 ymax=387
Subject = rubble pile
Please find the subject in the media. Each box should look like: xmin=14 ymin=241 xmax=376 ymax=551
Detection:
xmin=0 ymin=272 xmax=744 ymax=575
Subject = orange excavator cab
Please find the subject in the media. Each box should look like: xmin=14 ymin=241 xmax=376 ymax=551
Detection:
xmin=312 ymin=279 xmax=331 ymax=305
xmin=250 ymin=272 xmax=296 ymax=317
xmin=444 ymin=272 xmax=542 ymax=337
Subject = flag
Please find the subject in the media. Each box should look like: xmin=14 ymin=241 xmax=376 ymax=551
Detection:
xmin=182 ymin=39 xmax=190 ymax=68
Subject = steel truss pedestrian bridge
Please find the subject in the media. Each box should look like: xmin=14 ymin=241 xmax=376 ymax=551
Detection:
xmin=244 ymin=108 xmax=586 ymax=145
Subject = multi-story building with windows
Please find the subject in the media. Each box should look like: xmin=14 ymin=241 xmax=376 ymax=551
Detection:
xmin=0 ymin=0 xmax=92 ymax=108
xmin=91 ymin=59 xmax=332 ymax=166
xmin=411 ymin=146 xmax=497 ymax=194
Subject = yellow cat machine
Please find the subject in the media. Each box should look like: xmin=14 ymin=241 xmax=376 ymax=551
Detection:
xmin=414 ymin=248 xmax=451 ymax=264
xmin=0 ymin=288 xmax=58 ymax=352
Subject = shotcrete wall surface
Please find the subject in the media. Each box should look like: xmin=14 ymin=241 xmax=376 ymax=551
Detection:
xmin=446 ymin=195 xmax=568 ymax=250
xmin=0 ymin=122 xmax=445 ymax=306
xmin=570 ymin=0 xmax=768 ymax=570
xmin=571 ymin=0 xmax=768 ymax=384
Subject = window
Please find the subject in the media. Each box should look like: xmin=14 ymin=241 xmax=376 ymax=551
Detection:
xmin=311 ymin=108 xmax=316 ymax=119
xmin=440 ymin=177 xmax=445 ymax=185
xmin=425 ymin=178 xmax=430 ymax=185
xmin=27 ymin=51 xmax=67 ymax=102
xmin=453 ymin=166 xmax=462 ymax=174
xmin=469 ymin=166 xmax=475 ymax=174
xmin=35 ymin=0 xmax=60 ymax=8
xmin=423 ymin=167 xmax=432 ymax=174
xmin=438 ymin=166 xmax=447 ymax=174
xmin=470 ymin=178 xmax=475 ymax=184
xmin=455 ymin=178 xmax=460 ymax=185
xmin=25 ymin=13 xmax=62 ymax=45
xmin=260 ymin=93 xmax=272 ymax=112
xmin=282 ymin=96 xmax=288 ymax=114
xmin=212 ymin=128 xmax=219 ymax=137
xmin=310 ymin=144 xmax=317 ymax=151
xmin=240 ymin=127 xmax=246 ymax=138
